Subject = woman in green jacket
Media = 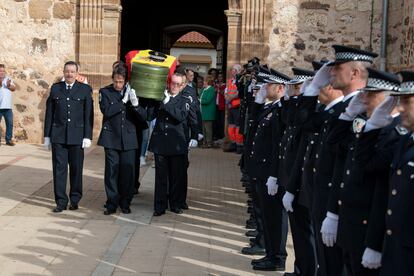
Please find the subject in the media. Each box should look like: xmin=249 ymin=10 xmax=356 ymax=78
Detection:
xmin=200 ymin=75 xmax=217 ymax=147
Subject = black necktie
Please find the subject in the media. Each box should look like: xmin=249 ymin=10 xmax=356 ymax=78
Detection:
xmin=67 ymin=85 xmax=71 ymax=91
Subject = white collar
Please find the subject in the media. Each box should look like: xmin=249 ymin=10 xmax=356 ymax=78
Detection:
xmin=392 ymin=112 xmax=400 ymax=118
xmin=342 ymin=90 xmax=360 ymax=102
xmin=324 ymin=96 xmax=344 ymax=111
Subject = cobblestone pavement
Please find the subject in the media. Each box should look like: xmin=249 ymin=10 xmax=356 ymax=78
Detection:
xmin=0 ymin=143 xmax=293 ymax=275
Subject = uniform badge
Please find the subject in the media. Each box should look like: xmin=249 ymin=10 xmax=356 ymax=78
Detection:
xmin=185 ymin=103 xmax=190 ymax=111
xmin=266 ymin=112 xmax=273 ymax=119
xmin=329 ymin=109 xmax=334 ymax=114
xmin=352 ymin=118 xmax=366 ymax=133
xmin=395 ymin=125 xmax=409 ymax=135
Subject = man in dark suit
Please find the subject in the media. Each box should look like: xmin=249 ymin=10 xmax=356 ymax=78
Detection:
xmin=148 ymin=73 xmax=192 ymax=216
xmin=44 ymin=61 xmax=94 ymax=213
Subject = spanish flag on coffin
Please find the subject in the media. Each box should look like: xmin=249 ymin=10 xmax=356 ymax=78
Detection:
xmin=125 ymin=50 xmax=177 ymax=101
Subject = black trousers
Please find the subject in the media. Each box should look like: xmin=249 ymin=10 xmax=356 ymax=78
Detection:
xmin=313 ymin=215 xmax=345 ymax=276
xmin=52 ymin=143 xmax=84 ymax=207
xmin=177 ymin=154 xmax=189 ymax=208
xmin=135 ymin=129 xmax=143 ymax=191
xmin=381 ymin=235 xmax=414 ymax=276
xmin=104 ymin=148 xmax=135 ymax=210
xmin=255 ymin=178 xmax=288 ymax=260
xmin=288 ymin=203 xmax=318 ymax=276
xmin=249 ymin=178 xmax=264 ymax=247
xmin=154 ymin=154 xmax=186 ymax=212
xmin=342 ymin=249 xmax=379 ymax=276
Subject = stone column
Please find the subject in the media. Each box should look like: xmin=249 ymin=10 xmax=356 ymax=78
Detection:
xmin=225 ymin=9 xmax=242 ymax=70
xmin=77 ymin=0 xmax=121 ymax=89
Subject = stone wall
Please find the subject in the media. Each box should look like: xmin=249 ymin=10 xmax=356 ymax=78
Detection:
xmin=0 ymin=0 xmax=76 ymax=143
xmin=266 ymin=0 xmax=384 ymax=75
xmin=387 ymin=0 xmax=414 ymax=72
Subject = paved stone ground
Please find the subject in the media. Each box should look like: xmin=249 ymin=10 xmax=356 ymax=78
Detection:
xmin=0 ymin=142 xmax=293 ymax=275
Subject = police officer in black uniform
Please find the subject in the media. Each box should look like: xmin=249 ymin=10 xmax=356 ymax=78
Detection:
xmin=247 ymin=69 xmax=291 ymax=271
xmin=378 ymin=71 xmax=414 ymax=276
xmin=148 ymin=73 xmax=192 ymax=216
xmin=44 ymin=61 xmax=94 ymax=213
xmin=97 ymin=64 xmax=147 ymax=215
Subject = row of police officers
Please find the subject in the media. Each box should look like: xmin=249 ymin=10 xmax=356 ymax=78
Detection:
xmin=43 ymin=61 xmax=201 ymax=216
xmin=237 ymin=44 xmax=414 ymax=276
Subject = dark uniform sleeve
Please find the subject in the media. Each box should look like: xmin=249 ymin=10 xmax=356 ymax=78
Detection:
xmin=44 ymin=90 xmax=54 ymax=137
xmin=161 ymin=97 xmax=189 ymax=122
xmin=84 ymin=86 xmax=94 ymax=139
xmin=326 ymin=119 xmax=353 ymax=214
xmin=99 ymin=88 xmax=126 ymax=118
xmin=286 ymin=133 xmax=308 ymax=194
xmin=355 ymin=127 xmax=400 ymax=251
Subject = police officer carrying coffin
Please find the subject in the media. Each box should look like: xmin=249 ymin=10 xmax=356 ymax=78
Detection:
xmin=247 ymin=68 xmax=291 ymax=271
xmin=148 ymin=73 xmax=192 ymax=216
xmin=380 ymin=70 xmax=414 ymax=276
xmin=97 ymin=63 xmax=147 ymax=215
xmin=44 ymin=61 xmax=94 ymax=213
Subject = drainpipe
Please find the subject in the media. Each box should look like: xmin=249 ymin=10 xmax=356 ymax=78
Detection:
xmin=380 ymin=0 xmax=389 ymax=70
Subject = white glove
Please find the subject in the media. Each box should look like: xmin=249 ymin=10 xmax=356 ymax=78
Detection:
xmin=82 ymin=138 xmax=92 ymax=148
xmin=44 ymin=137 xmax=51 ymax=151
xmin=339 ymin=92 xmax=365 ymax=121
xmin=129 ymin=88 xmax=139 ymax=107
xmin=163 ymin=90 xmax=171 ymax=104
xmin=364 ymin=96 xmax=398 ymax=132
xmin=361 ymin=247 xmax=382 ymax=269
xmin=305 ymin=64 xmax=332 ymax=96
xmin=300 ymin=79 xmax=313 ymax=95
xmin=122 ymin=90 xmax=130 ymax=104
xmin=265 ymin=176 xmax=278 ymax=196
xmin=321 ymin=212 xmax=339 ymax=247
xmin=189 ymin=139 xmax=198 ymax=148
xmin=282 ymin=191 xmax=295 ymax=212
xmin=197 ymin=133 xmax=204 ymax=141
xmin=254 ymin=84 xmax=267 ymax=104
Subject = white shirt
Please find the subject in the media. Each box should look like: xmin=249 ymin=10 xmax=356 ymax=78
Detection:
xmin=342 ymin=90 xmax=360 ymax=102
xmin=0 ymin=76 xmax=14 ymax=109
xmin=324 ymin=96 xmax=344 ymax=111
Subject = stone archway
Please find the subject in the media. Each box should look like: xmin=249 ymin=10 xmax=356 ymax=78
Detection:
xmin=75 ymin=0 xmax=272 ymax=89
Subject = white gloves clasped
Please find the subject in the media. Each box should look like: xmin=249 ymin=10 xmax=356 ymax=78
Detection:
xmin=266 ymin=176 xmax=278 ymax=196
xmin=82 ymin=138 xmax=92 ymax=148
xmin=282 ymin=191 xmax=295 ymax=212
xmin=321 ymin=212 xmax=339 ymax=247
xmin=361 ymin=247 xmax=382 ymax=269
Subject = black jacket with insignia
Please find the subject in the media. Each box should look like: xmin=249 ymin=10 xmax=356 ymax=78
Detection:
xmin=148 ymin=94 xmax=191 ymax=156
xmin=97 ymin=85 xmax=147 ymax=151
xmin=44 ymin=81 xmax=94 ymax=145
xmin=182 ymin=85 xmax=201 ymax=140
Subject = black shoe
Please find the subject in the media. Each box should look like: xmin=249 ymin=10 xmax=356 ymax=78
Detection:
xmin=153 ymin=210 xmax=165 ymax=216
xmin=52 ymin=206 xmax=66 ymax=213
xmin=133 ymin=188 xmax=139 ymax=195
xmin=121 ymin=208 xmax=131 ymax=214
xmin=253 ymin=259 xmax=286 ymax=271
xmin=223 ymin=143 xmax=237 ymax=152
xmin=236 ymin=145 xmax=243 ymax=154
xmin=241 ymin=244 xmax=265 ymax=255
xmin=170 ymin=207 xmax=183 ymax=214
xmin=283 ymin=272 xmax=299 ymax=276
xmin=6 ymin=141 xmax=15 ymax=146
xmin=247 ymin=206 xmax=254 ymax=214
xmin=240 ymin=174 xmax=250 ymax=182
xmin=246 ymin=220 xmax=256 ymax=229
xmin=104 ymin=209 xmax=116 ymax=215
xmin=251 ymin=256 xmax=270 ymax=265
xmin=245 ymin=229 xmax=258 ymax=237
xmin=181 ymin=203 xmax=189 ymax=210
xmin=69 ymin=204 xmax=78 ymax=210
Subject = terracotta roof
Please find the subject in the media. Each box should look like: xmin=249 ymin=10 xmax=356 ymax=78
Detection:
xmin=177 ymin=31 xmax=211 ymax=44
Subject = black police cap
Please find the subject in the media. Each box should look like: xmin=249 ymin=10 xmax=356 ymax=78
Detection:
xmin=361 ymin=68 xmax=400 ymax=93
xmin=328 ymin=45 xmax=378 ymax=66
xmin=392 ymin=71 xmax=414 ymax=96
xmin=288 ymin=67 xmax=315 ymax=84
